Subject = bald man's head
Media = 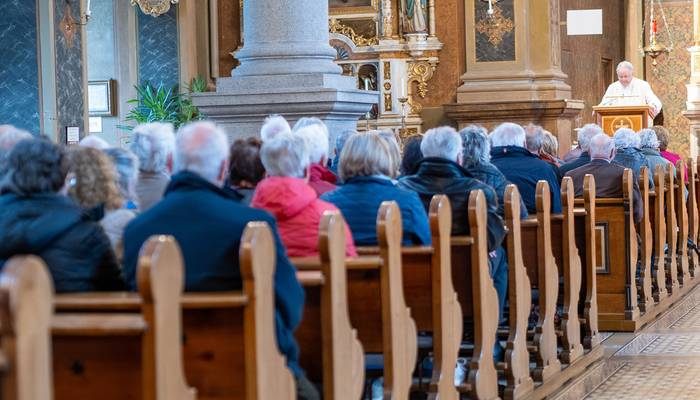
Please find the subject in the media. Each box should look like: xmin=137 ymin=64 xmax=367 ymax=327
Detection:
xmin=174 ymin=121 xmax=229 ymax=185
xmin=589 ymin=133 xmax=615 ymax=161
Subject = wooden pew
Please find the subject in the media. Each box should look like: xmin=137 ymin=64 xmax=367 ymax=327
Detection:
xmin=293 ymin=211 xmax=365 ymax=400
xmin=665 ymin=162 xmax=681 ymax=296
xmin=577 ymin=175 xmax=600 ymax=350
xmin=52 ymin=235 xmax=196 ymax=400
xmin=637 ymin=167 xmax=654 ymax=312
xmin=294 ymin=202 xmax=418 ymax=400
xmin=674 ymin=160 xmax=691 ymax=288
xmin=0 ymin=256 xmax=54 ymax=400
xmin=364 ymin=196 xmax=462 ymax=399
xmin=649 ymin=165 xmax=669 ymax=304
xmin=55 ymin=224 xmax=296 ymax=400
xmin=688 ymin=158 xmax=699 ymax=278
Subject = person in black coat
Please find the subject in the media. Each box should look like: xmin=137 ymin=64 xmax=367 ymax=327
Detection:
xmin=398 ymin=127 xmax=506 ymax=252
xmin=120 ymin=122 xmax=314 ymax=399
xmin=0 ymin=139 xmax=125 ymax=292
xmin=490 ymin=123 xmax=563 ymax=215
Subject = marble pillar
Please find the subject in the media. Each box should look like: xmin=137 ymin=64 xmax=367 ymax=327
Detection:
xmin=444 ymin=0 xmax=583 ymax=156
xmin=192 ymin=0 xmax=377 ymax=142
xmin=684 ymin=0 xmax=700 ymax=158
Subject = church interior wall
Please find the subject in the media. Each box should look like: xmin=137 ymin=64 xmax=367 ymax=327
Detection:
xmin=646 ymin=0 xmax=692 ymax=157
xmin=0 ymin=0 xmax=41 ymax=134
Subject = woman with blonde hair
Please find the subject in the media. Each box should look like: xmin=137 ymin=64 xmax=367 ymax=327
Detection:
xmin=65 ymin=147 xmax=135 ymax=260
xmin=321 ymin=131 xmax=430 ymax=245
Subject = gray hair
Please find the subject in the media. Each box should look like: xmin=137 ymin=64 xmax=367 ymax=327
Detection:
xmin=79 ymin=134 xmax=110 ymax=150
xmin=335 ymin=129 xmax=356 ymax=154
xmin=613 ymin=127 xmax=639 ymax=149
xmin=490 ymin=122 xmax=526 ymax=148
xmin=174 ymin=121 xmax=229 ymax=185
xmin=524 ymin=124 xmax=544 ymax=153
xmin=420 ymin=126 xmax=463 ymax=161
xmin=577 ymin=124 xmax=603 ymax=152
xmin=260 ymin=132 xmax=310 ymax=178
xmin=638 ymin=128 xmax=660 ymax=150
xmin=129 ymin=122 xmax=175 ymax=173
xmin=104 ymin=147 xmax=140 ymax=204
xmin=374 ymin=130 xmax=401 ymax=178
xmin=459 ymin=125 xmax=490 ymax=167
xmin=589 ymin=133 xmax=615 ymax=160
xmin=260 ymin=115 xmax=291 ymax=142
xmin=339 ymin=131 xmax=393 ymax=181
xmin=0 ymin=125 xmax=32 ymax=172
xmin=616 ymin=60 xmax=634 ymax=74
xmin=295 ymin=123 xmax=329 ymax=164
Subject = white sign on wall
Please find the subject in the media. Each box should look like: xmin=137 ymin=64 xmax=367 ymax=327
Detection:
xmin=567 ymin=9 xmax=603 ymax=36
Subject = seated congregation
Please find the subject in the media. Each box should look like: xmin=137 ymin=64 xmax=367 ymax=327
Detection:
xmin=0 ymin=116 xmax=698 ymax=400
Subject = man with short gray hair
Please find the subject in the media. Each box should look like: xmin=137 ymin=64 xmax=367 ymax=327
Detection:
xmin=0 ymin=124 xmax=32 ymax=173
xmin=560 ymin=123 xmax=603 ymax=176
xmin=565 ymin=133 xmax=642 ymax=223
xmin=600 ymin=61 xmax=662 ymax=121
xmin=121 ymin=121 xmax=310 ymax=398
xmin=130 ymin=122 xmax=176 ymax=211
xmin=490 ymin=123 xmax=562 ymax=214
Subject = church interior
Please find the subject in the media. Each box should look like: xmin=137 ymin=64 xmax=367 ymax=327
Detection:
xmin=4 ymin=0 xmax=700 ymax=399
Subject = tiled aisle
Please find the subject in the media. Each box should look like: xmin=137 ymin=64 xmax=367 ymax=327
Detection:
xmin=582 ymin=286 xmax=700 ymax=400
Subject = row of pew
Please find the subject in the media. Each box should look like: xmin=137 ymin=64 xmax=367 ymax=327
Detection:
xmin=2 ymin=159 xmax=700 ymax=399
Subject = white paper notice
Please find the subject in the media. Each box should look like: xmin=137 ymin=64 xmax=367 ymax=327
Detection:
xmin=567 ymin=9 xmax=603 ymax=36
xmin=66 ymin=126 xmax=80 ymax=144
xmin=89 ymin=117 xmax=103 ymax=133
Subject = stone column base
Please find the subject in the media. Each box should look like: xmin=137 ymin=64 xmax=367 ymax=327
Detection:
xmin=443 ymin=99 xmax=584 ymax=157
xmin=683 ymin=109 xmax=700 ymax=158
xmin=192 ymin=74 xmax=377 ymax=142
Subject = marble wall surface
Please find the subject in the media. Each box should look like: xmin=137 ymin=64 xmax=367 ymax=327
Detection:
xmin=0 ymin=0 xmax=41 ymax=133
xmin=54 ymin=0 xmax=86 ymax=141
xmin=138 ymin=7 xmax=179 ymax=89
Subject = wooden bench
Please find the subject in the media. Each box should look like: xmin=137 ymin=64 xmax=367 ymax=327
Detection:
xmin=688 ymin=158 xmax=699 ymax=277
xmin=505 ymin=180 xmax=602 ymax=400
xmin=292 ymin=211 xmax=365 ymax=400
xmin=673 ymin=160 xmax=691 ymax=289
xmin=649 ymin=165 xmax=669 ymax=304
xmin=293 ymin=202 xmax=418 ymax=400
xmin=0 ymin=256 xmax=54 ymax=400
xmin=55 ymin=223 xmax=295 ymax=400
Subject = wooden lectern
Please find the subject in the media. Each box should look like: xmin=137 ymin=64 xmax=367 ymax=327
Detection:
xmin=592 ymin=105 xmax=651 ymax=136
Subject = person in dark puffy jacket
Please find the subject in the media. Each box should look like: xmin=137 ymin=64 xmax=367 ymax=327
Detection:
xmin=459 ymin=125 xmax=527 ymax=219
xmin=0 ymin=139 xmax=124 ymax=292
xmin=322 ymin=131 xmax=431 ymax=246
xmin=398 ymin=126 xmax=505 ymax=252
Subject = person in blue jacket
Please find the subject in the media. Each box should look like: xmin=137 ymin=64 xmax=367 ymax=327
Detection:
xmin=322 ymin=131 xmax=431 ymax=246
xmin=489 ymin=123 xmax=562 ymax=214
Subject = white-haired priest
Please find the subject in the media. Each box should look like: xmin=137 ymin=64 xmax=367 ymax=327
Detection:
xmin=599 ymin=60 xmax=662 ymax=124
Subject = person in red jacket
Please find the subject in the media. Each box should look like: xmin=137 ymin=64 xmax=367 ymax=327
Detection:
xmin=252 ymin=132 xmax=356 ymax=258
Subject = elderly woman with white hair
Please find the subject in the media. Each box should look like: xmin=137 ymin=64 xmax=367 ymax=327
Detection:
xmin=293 ymin=118 xmax=338 ymax=195
xmin=129 ymin=122 xmax=175 ymax=211
xmin=639 ymin=128 xmax=674 ymax=177
xmin=321 ymin=131 xmax=430 ymax=246
xmin=460 ymin=125 xmax=527 ymax=219
xmin=251 ymin=132 xmax=356 ymax=257
xmin=612 ymin=127 xmax=654 ymax=187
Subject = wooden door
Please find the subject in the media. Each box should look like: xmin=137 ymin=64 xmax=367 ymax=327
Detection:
xmin=560 ymin=0 xmax=626 ymax=127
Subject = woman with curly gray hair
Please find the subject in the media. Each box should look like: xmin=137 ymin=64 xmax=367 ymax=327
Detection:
xmin=638 ymin=128 xmax=674 ymax=176
xmin=459 ymin=125 xmax=527 ymax=218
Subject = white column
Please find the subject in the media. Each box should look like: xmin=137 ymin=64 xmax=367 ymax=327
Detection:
xmin=233 ymin=0 xmax=341 ymax=76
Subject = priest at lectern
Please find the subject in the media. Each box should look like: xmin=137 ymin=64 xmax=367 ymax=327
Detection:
xmin=599 ymin=61 xmax=662 ymax=124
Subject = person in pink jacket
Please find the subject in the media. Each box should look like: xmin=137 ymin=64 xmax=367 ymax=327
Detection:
xmin=252 ymin=132 xmax=356 ymax=258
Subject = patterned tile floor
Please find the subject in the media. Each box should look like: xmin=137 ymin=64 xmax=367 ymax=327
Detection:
xmin=583 ymin=286 xmax=700 ymax=399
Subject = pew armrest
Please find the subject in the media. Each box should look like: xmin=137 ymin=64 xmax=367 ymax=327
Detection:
xmin=55 ymin=293 xmax=141 ymax=311
xmin=296 ymin=271 xmax=325 ymax=287
xmin=52 ymin=313 xmax=146 ymax=336
xmin=181 ymin=293 xmax=248 ymax=309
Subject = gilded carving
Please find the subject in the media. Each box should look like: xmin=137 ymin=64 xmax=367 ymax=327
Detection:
xmin=399 ymin=127 xmax=418 ymax=139
xmin=475 ymin=4 xmax=514 ymax=47
xmin=329 ymin=18 xmax=379 ymax=47
xmin=131 ymin=0 xmax=179 ymax=17
xmin=59 ymin=3 xmax=77 ymax=49
xmin=405 ymin=60 xmax=436 ymax=114
xmin=384 ymin=93 xmax=393 ymax=111
xmin=383 ymin=62 xmax=391 ymax=80
xmin=383 ymin=82 xmax=392 ymax=90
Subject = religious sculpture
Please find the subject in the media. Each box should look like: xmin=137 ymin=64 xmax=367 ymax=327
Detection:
xmin=402 ymin=0 xmax=428 ymax=33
